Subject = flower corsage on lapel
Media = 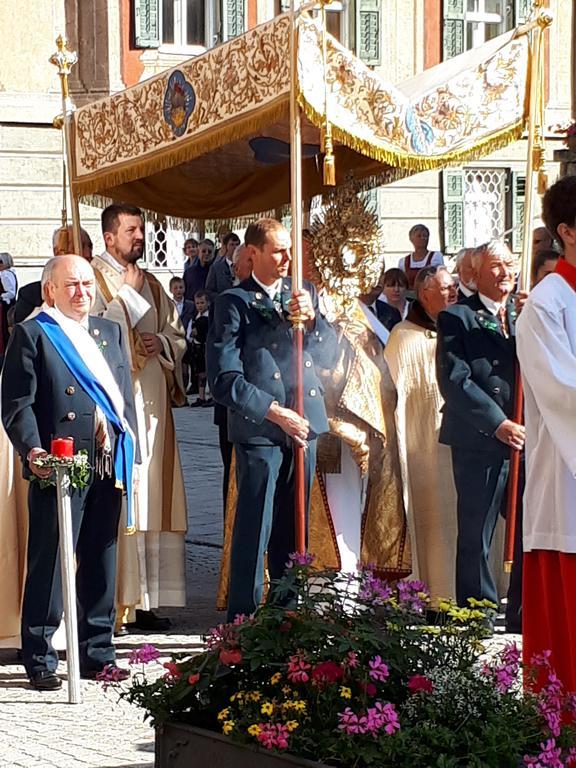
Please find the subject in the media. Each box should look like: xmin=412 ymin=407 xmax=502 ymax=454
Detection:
xmin=476 ymin=309 xmax=500 ymax=334
xmin=92 ymin=327 xmax=109 ymax=353
xmin=250 ymin=292 xmax=276 ymax=321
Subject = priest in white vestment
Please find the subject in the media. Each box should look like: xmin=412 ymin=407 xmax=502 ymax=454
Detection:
xmin=92 ymin=204 xmax=188 ymax=624
xmin=516 ymin=176 xmax=576 ymax=692
xmin=384 ymin=266 xmax=459 ymax=602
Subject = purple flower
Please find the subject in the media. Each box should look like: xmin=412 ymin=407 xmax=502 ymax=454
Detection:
xmin=286 ymin=552 xmax=315 ymax=568
xmin=397 ymin=580 xmax=430 ymax=613
xmin=481 ymin=642 xmax=521 ymax=694
xmin=368 ymin=655 xmax=390 ymax=682
xmin=524 ymin=738 xmax=563 ymax=767
xmin=338 ymin=702 xmax=400 ymax=738
xmin=358 ymin=572 xmax=393 ymax=606
xmin=128 ymin=643 xmax=161 ymax=666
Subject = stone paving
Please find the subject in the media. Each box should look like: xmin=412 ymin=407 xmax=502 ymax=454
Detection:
xmin=0 ymin=406 xmax=520 ymax=767
xmin=0 ymin=406 xmax=223 ymax=768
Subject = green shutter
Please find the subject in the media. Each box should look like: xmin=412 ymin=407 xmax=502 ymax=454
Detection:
xmin=442 ymin=169 xmax=465 ymax=254
xmin=514 ymin=0 xmax=532 ymax=24
xmin=511 ymin=172 xmax=526 ymax=254
xmin=222 ymin=0 xmax=245 ymax=40
xmin=443 ymin=0 xmax=465 ymax=60
xmin=134 ymin=0 xmax=160 ymax=48
xmin=356 ymin=0 xmax=381 ymax=67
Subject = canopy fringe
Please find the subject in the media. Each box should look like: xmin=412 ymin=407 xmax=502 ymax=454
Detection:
xmin=73 ymin=98 xmax=290 ymax=199
xmin=297 ymin=91 xmax=526 ymax=173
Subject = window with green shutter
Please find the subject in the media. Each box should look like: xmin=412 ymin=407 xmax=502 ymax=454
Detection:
xmin=511 ymin=172 xmax=526 ymax=254
xmin=222 ymin=0 xmax=246 ymax=40
xmin=442 ymin=169 xmax=465 ymax=254
xmin=355 ymin=0 xmax=381 ymax=67
xmin=443 ymin=0 xmax=465 ymax=60
xmin=134 ymin=0 xmax=160 ymax=48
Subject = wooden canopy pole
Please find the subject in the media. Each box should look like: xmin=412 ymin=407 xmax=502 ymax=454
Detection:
xmin=504 ymin=3 xmax=552 ymax=571
xmin=289 ymin=0 xmax=306 ymax=554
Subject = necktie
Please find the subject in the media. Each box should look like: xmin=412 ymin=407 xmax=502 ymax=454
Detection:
xmin=273 ymin=291 xmax=283 ymax=316
xmin=498 ymin=306 xmax=509 ymax=338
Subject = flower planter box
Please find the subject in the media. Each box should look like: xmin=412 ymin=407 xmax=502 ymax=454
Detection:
xmin=155 ymin=722 xmax=326 ymax=768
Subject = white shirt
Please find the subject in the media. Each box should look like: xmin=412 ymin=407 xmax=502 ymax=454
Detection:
xmin=478 ymin=292 xmax=506 ymax=316
xmin=0 ymin=269 xmax=17 ymax=303
xmin=398 ymin=251 xmax=444 ymax=272
xmin=459 ymin=283 xmax=475 ymax=299
xmin=516 ymin=274 xmax=576 ymax=553
xmin=251 ymin=272 xmax=282 ymax=300
xmin=174 ymin=299 xmax=184 ymax=316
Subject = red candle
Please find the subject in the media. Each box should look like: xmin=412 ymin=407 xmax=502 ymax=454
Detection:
xmin=51 ymin=437 xmax=74 ymax=458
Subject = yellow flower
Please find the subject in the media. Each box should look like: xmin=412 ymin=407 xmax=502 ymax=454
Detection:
xmin=286 ymin=720 xmax=299 ymax=732
xmin=247 ymin=724 xmax=261 ymax=736
xmin=222 ymin=720 xmax=235 ymax=735
xmin=340 ymin=686 xmax=352 ymax=699
xmin=270 ymin=672 xmax=282 ymax=685
xmin=292 ymin=700 xmax=306 ymax=713
xmin=437 ymin=599 xmax=453 ymax=612
xmin=230 ymin=691 xmax=245 ymax=703
xmin=246 ymin=691 xmax=262 ymax=702
xmin=261 ymin=701 xmax=274 ymax=716
xmin=217 ymin=707 xmax=230 ymax=721
xmin=282 ymin=685 xmax=292 ymax=696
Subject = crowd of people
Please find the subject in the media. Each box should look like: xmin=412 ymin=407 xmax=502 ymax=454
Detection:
xmin=0 ymin=176 xmax=574 ymax=699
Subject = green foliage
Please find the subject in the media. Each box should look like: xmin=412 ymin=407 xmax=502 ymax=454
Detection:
xmin=116 ymin=563 xmax=576 ymax=767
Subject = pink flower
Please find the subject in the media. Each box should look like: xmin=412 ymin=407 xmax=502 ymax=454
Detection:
xmin=524 ymin=738 xmax=563 ymax=767
xmin=128 ymin=643 xmax=160 ymax=666
xmin=219 ymin=648 xmax=242 ymax=666
xmin=345 ymin=651 xmax=359 ymax=669
xmin=337 ymin=707 xmax=368 ymax=735
xmin=287 ymin=654 xmax=311 ymax=683
xmin=187 ymin=673 xmax=200 ymax=686
xmin=96 ymin=663 xmax=130 ymax=690
xmin=256 ymin=723 xmax=290 ymax=750
xmin=408 ymin=674 xmax=434 ymax=695
xmin=311 ymin=661 xmax=343 ymax=684
xmin=368 ymin=656 xmax=390 ymax=682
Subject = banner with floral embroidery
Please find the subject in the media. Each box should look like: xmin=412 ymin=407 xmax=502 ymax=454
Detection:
xmin=70 ymin=13 xmax=529 ymax=221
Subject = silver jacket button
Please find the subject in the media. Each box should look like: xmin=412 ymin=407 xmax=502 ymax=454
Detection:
xmin=304 ymin=360 xmax=312 ymax=368
xmin=66 ymin=411 xmax=76 ymax=421
xmin=273 ymin=372 xmax=281 ymax=380
xmin=65 ymin=386 xmax=75 ymax=396
xmin=309 ymin=389 xmax=316 ymax=397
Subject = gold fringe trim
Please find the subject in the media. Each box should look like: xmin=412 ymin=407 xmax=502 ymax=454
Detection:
xmin=72 ymin=97 xmax=290 ymax=199
xmin=80 ymin=192 xmax=285 ymax=230
xmin=298 ymin=92 xmax=526 ymax=173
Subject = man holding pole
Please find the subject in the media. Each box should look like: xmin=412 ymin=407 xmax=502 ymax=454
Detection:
xmin=207 ymin=218 xmax=336 ymax=621
xmin=1 ymin=255 xmax=137 ymax=690
xmin=436 ymin=241 xmax=525 ymax=623
xmin=517 ymin=175 xmax=576 ymax=690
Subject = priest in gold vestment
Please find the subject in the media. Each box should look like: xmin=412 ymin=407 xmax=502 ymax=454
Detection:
xmin=307 ymin=184 xmax=410 ymax=580
xmin=92 ymin=204 xmax=188 ymax=619
xmin=384 ymin=266 xmax=459 ymax=602
xmin=309 ymin=298 xmax=411 ymax=580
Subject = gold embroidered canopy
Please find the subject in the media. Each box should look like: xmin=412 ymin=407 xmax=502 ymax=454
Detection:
xmin=70 ymin=13 xmax=530 ymax=221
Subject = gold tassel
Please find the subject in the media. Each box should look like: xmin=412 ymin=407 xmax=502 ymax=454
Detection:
xmin=323 ymin=125 xmax=336 ymax=186
xmin=537 ymin=169 xmax=548 ymax=194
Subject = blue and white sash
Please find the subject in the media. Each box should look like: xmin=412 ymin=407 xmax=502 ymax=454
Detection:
xmin=35 ymin=311 xmax=136 ymax=530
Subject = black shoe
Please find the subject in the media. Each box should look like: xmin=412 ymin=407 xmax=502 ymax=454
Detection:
xmin=114 ymin=624 xmax=129 ymax=638
xmin=29 ymin=670 xmax=62 ymax=691
xmin=189 ymin=398 xmax=205 ymax=408
xmin=130 ymin=609 xmax=171 ymax=632
xmin=201 ymin=398 xmax=214 ymax=407
xmin=81 ymin=663 xmax=130 ymax=681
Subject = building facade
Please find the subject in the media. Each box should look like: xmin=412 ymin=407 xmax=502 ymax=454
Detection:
xmin=0 ymin=0 xmax=572 ymax=282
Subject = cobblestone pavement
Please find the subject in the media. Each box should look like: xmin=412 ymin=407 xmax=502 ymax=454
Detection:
xmin=0 ymin=406 xmax=223 ymax=768
xmin=0 ymin=406 xmax=520 ymax=767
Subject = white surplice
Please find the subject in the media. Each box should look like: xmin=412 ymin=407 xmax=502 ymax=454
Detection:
xmin=516 ymin=273 xmax=576 ymax=553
